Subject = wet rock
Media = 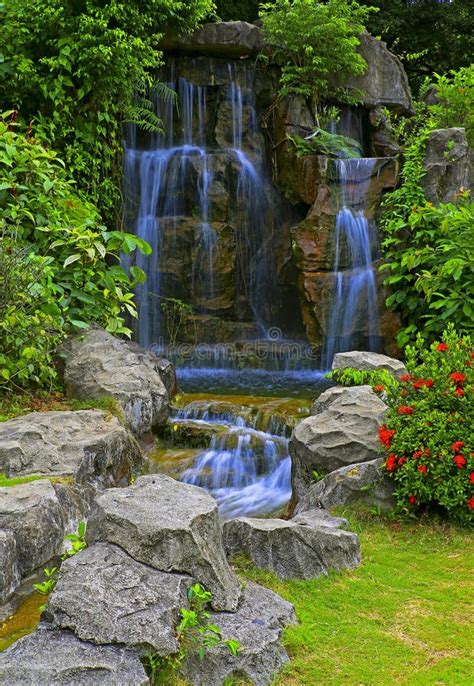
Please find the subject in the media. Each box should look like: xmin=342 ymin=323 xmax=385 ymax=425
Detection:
xmin=87 ymin=475 xmax=242 ymax=611
xmin=295 ymin=458 xmax=396 ymax=514
xmin=62 ymin=326 xmax=171 ymax=435
xmin=162 ymin=418 xmax=228 ymax=449
xmin=0 ymin=530 xmax=18 ymax=605
xmin=181 ymin=581 xmax=296 ymax=686
xmin=45 ymin=543 xmax=192 ymax=657
xmin=332 ymin=350 xmax=407 ymax=379
xmin=420 ymin=127 xmax=471 ymax=204
xmin=0 ymin=410 xmax=142 ymax=486
xmin=0 ymin=626 xmax=148 ymax=685
xmin=223 ymin=513 xmax=360 ymax=580
xmin=290 ymin=386 xmax=387 ymax=501
xmin=162 ymin=21 xmax=265 ymax=58
xmin=344 ymin=32 xmax=413 ymax=114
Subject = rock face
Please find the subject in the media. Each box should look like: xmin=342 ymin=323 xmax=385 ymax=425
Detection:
xmin=420 ymin=127 xmax=471 ymax=204
xmin=290 ymin=385 xmax=387 ymax=501
xmin=223 ymin=513 xmax=360 ymax=580
xmin=295 ymin=458 xmax=396 ymax=514
xmin=344 ymin=32 xmax=413 ymax=114
xmin=332 ymin=350 xmax=407 ymax=379
xmin=0 ymin=627 xmax=149 ymax=685
xmin=44 ymin=543 xmax=192 ymax=657
xmin=0 ymin=410 xmax=141 ymax=486
xmin=87 ymin=475 xmax=242 ymax=611
xmin=181 ymin=581 xmax=296 ymax=686
xmin=162 ymin=21 xmax=264 ymax=57
xmin=0 ymin=530 xmax=18 ymax=605
xmin=62 ymin=327 xmax=172 ymax=435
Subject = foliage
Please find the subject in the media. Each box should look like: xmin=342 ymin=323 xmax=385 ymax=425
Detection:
xmin=0 ymin=117 xmax=151 ymax=390
xmin=0 ymin=0 xmax=214 ymax=222
xmin=161 ymin=297 xmax=194 ymax=346
xmin=288 ymin=129 xmax=362 ymax=159
xmin=366 ymin=0 xmax=474 ymax=92
xmin=327 ymin=366 xmax=399 ymax=393
xmin=259 ymin=0 xmax=374 ymax=103
xmin=422 ymin=65 xmax=474 ymax=146
xmin=33 ymin=522 xmax=87 ymax=596
xmin=144 ymin=583 xmax=240 ymax=684
xmin=378 ymin=326 xmax=473 ymax=526
xmin=215 ymin=0 xmax=260 ymax=21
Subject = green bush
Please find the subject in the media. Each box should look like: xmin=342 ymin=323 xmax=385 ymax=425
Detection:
xmin=422 ymin=65 xmax=474 ymax=146
xmin=379 ymin=326 xmax=473 ymax=526
xmin=260 ymin=0 xmax=373 ymax=103
xmin=327 ymin=367 xmax=399 ymax=394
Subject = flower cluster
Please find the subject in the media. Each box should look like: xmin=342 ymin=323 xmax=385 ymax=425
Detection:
xmin=380 ymin=326 xmax=473 ymax=525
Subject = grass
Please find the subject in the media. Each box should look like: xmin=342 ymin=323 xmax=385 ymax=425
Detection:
xmin=0 ymin=473 xmax=73 ymax=488
xmin=0 ymin=392 xmax=122 ymax=422
xmin=231 ymin=511 xmax=473 ymax=686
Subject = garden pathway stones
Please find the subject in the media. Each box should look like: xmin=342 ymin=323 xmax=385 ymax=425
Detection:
xmin=295 ymin=458 xmax=396 ymax=514
xmin=87 ymin=474 xmax=242 ymax=611
xmin=331 ymin=350 xmax=407 ymax=379
xmin=181 ymin=581 xmax=296 ymax=686
xmin=62 ymin=326 xmax=173 ymax=435
xmin=44 ymin=542 xmax=193 ymax=657
xmin=290 ymin=385 xmax=387 ymax=501
xmin=0 ymin=626 xmax=149 ymax=685
xmin=223 ymin=512 xmax=360 ymax=580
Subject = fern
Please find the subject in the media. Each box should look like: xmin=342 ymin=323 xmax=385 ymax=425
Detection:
xmin=126 ymin=81 xmax=178 ymax=134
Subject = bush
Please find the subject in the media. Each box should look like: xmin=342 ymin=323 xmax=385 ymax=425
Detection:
xmin=379 ymin=326 xmax=473 ymax=526
xmin=423 ymin=65 xmax=474 ymax=146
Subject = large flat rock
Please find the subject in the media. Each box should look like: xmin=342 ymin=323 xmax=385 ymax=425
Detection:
xmin=87 ymin=475 xmax=242 ymax=611
xmin=223 ymin=512 xmax=360 ymax=580
xmin=0 ymin=410 xmax=142 ymax=486
xmin=0 ymin=627 xmax=148 ymax=685
xmin=332 ymin=350 xmax=407 ymax=379
xmin=62 ymin=327 xmax=173 ymax=435
xmin=181 ymin=581 xmax=296 ymax=686
xmin=162 ymin=21 xmax=264 ymax=57
xmin=44 ymin=543 xmax=193 ymax=657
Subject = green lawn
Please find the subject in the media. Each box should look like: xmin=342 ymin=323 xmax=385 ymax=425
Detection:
xmin=234 ymin=513 xmax=473 ymax=686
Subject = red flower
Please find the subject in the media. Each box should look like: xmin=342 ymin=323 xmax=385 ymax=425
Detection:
xmin=424 ymin=379 xmax=434 ymax=388
xmin=455 ymin=387 xmax=465 ymax=397
xmin=453 ymin=455 xmax=467 ymax=469
xmin=450 ymin=372 xmax=466 ymax=384
xmin=470 ymin=351 xmax=474 ymax=359
xmin=398 ymin=457 xmax=407 ymax=466
xmin=418 ymin=464 xmax=427 ymax=475
xmin=413 ymin=450 xmax=423 ymax=459
xmin=400 ymin=374 xmax=411 ymax=382
xmin=469 ymin=472 xmax=474 ymax=484
xmin=409 ymin=495 xmax=417 ymax=505
xmin=467 ymin=361 xmax=472 ymax=367
xmin=398 ymin=406 xmax=414 ymax=415
xmin=379 ymin=425 xmax=396 ymax=448
xmin=451 ymin=441 xmax=464 ymax=452
xmin=374 ymin=384 xmax=385 ymax=393
xmin=467 ymin=498 xmax=474 ymax=510
xmin=413 ymin=378 xmax=433 ymax=390
xmin=386 ymin=454 xmax=397 ymax=471
xmin=436 ymin=342 xmax=449 ymax=351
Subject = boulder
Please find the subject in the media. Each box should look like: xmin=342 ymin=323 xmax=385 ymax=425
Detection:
xmin=0 ymin=410 xmax=142 ymax=487
xmin=44 ymin=543 xmax=192 ymax=657
xmin=0 ymin=530 xmax=18 ymax=605
xmin=162 ymin=21 xmax=264 ymax=58
xmin=0 ymin=627 xmax=148 ymax=685
xmin=344 ymin=32 xmax=413 ymax=114
xmin=295 ymin=458 xmax=396 ymax=514
xmin=223 ymin=512 xmax=360 ymax=580
xmin=87 ymin=475 xmax=242 ymax=611
xmin=420 ymin=127 xmax=471 ymax=204
xmin=311 ymin=384 xmax=374 ymax=414
xmin=181 ymin=581 xmax=296 ymax=686
xmin=331 ymin=350 xmax=407 ymax=379
xmin=62 ymin=327 xmax=172 ymax=435
xmin=290 ymin=385 xmax=387 ymax=501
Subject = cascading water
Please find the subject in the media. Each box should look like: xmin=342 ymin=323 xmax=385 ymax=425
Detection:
xmin=322 ymin=158 xmax=381 ymax=368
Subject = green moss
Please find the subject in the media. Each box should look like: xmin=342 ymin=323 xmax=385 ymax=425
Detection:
xmin=0 ymin=473 xmax=74 ymax=488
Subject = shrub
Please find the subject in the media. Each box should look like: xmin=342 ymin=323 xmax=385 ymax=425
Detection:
xmin=327 ymin=367 xmax=399 ymax=394
xmin=379 ymin=326 xmax=473 ymax=526
xmin=423 ymin=65 xmax=474 ymax=146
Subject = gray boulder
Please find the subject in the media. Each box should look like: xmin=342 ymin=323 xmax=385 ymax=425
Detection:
xmin=87 ymin=475 xmax=242 ymax=611
xmin=311 ymin=384 xmax=375 ymax=414
xmin=162 ymin=21 xmax=264 ymax=57
xmin=0 ymin=627 xmax=148 ymax=685
xmin=0 ymin=530 xmax=18 ymax=605
xmin=181 ymin=581 xmax=296 ymax=686
xmin=223 ymin=513 xmax=360 ymax=580
xmin=344 ymin=32 xmax=413 ymax=114
xmin=295 ymin=458 xmax=396 ymax=514
xmin=421 ymin=127 xmax=471 ymax=204
xmin=0 ymin=410 xmax=142 ymax=487
xmin=45 ymin=542 xmax=192 ymax=657
xmin=62 ymin=327 xmax=172 ymax=435
xmin=332 ymin=350 xmax=407 ymax=379
xmin=290 ymin=385 xmax=387 ymax=501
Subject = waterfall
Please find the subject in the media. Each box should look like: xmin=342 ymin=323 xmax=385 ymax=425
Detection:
xmin=123 ymin=64 xmax=273 ymax=346
xmin=322 ymin=158 xmax=381 ymax=368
